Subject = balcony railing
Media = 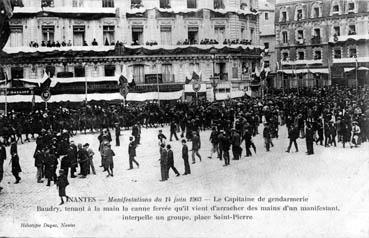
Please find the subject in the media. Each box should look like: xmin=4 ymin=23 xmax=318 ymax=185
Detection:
xmin=215 ymin=73 xmax=228 ymax=81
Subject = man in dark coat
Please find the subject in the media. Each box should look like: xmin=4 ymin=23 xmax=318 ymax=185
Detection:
xmin=231 ymin=129 xmax=241 ymax=160
xmin=242 ymin=127 xmax=253 ymax=157
xmin=128 ymin=136 xmax=139 ymax=170
xmin=68 ymin=142 xmax=78 ymax=178
xmin=34 ymin=148 xmax=44 ymax=183
xmin=305 ymin=122 xmax=314 ymax=155
xmin=181 ymin=139 xmax=191 ymax=175
xmin=77 ymin=143 xmax=89 ymax=178
xmin=115 ymin=123 xmax=120 ymax=147
xmin=60 ymin=154 xmax=71 ymax=178
xmin=166 ymin=144 xmax=180 ymax=178
xmin=158 ymin=130 xmax=167 ymax=144
xmin=286 ymin=125 xmax=299 ymax=153
xmin=10 ymin=138 xmax=21 ymax=184
xmin=170 ymin=121 xmax=179 ymax=141
xmin=0 ymin=140 xmax=6 ymax=191
xmin=159 ymin=143 xmax=168 ymax=181
xmin=208 ymin=127 xmax=218 ymax=159
xmin=217 ymin=130 xmax=225 ymax=160
xmin=222 ymin=131 xmax=231 ymax=166
xmin=132 ymin=124 xmax=139 ymax=145
xmin=191 ymin=131 xmax=202 ymax=164
xmin=44 ymin=148 xmax=58 ymax=186
xmin=263 ymin=123 xmax=272 ymax=152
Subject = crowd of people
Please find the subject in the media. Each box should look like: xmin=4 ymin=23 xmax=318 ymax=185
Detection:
xmin=28 ymin=38 xmax=110 ymax=48
xmin=0 ymin=86 xmax=368 ymax=204
xmin=176 ymin=38 xmax=253 ymax=46
xmin=26 ymin=37 xmax=254 ymax=49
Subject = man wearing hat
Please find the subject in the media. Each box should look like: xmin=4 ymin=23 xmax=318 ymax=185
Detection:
xmin=208 ymin=127 xmax=219 ymax=159
xmin=166 ymin=144 xmax=180 ymax=178
xmin=85 ymin=143 xmax=96 ymax=175
xmin=231 ymin=128 xmax=241 ymax=160
xmin=103 ymin=142 xmax=115 ymax=177
xmin=128 ymin=136 xmax=139 ymax=170
xmin=191 ymin=131 xmax=202 ymax=164
xmin=263 ymin=122 xmax=272 ymax=152
xmin=68 ymin=141 xmax=78 ymax=178
xmin=56 ymin=169 xmax=70 ymax=205
xmin=181 ymin=139 xmax=191 ymax=175
xmin=158 ymin=130 xmax=167 ymax=145
xmin=0 ymin=139 xmax=6 ymax=191
xmin=159 ymin=143 xmax=168 ymax=181
xmin=305 ymin=122 xmax=314 ymax=155
xmin=115 ymin=122 xmax=120 ymax=147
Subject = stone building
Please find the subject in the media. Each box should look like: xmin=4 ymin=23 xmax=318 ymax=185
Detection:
xmin=0 ymin=0 xmax=264 ymax=103
xmin=275 ymin=0 xmax=369 ymax=90
xmin=258 ymin=0 xmax=276 ymax=89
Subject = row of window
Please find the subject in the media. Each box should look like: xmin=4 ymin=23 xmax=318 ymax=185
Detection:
xmin=281 ymin=48 xmax=357 ymax=61
xmin=9 ymin=62 xmax=238 ymax=82
xmin=279 ymin=0 xmax=359 ymax=22
xmin=279 ymin=24 xmax=362 ymax=45
xmin=40 ymin=0 xmax=226 ymax=9
xmin=8 ymin=24 xmax=255 ymax=47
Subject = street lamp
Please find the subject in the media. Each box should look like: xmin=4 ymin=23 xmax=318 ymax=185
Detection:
xmin=210 ymin=48 xmax=218 ymax=101
xmin=154 ymin=60 xmax=160 ymax=105
xmin=354 ymin=55 xmax=358 ymax=96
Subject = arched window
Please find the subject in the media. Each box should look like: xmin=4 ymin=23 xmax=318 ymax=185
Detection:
xmin=311 ymin=2 xmax=322 ymax=18
xmin=281 ymin=30 xmax=289 ymax=44
xmin=347 ymin=45 xmax=357 ymax=58
xmin=294 ymin=4 xmax=305 ymax=21
xmin=281 ymin=50 xmax=289 ymax=61
xmin=346 ymin=0 xmax=357 ymax=14
xmin=333 ymin=47 xmax=342 ymax=59
xmin=279 ymin=6 xmax=289 ymax=22
xmin=295 ymin=28 xmax=304 ymax=44
xmin=296 ymin=49 xmax=305 ymax=60
xmin=331 ymin=0 xmax=341 ymax=16
xmin=311 ymin=27 xmax=322 ymax=44
xmin=313 ymin=47 xmax=322 ymax=60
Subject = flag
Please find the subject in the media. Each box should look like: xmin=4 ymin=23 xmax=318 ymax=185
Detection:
xmin=118 ymin=75 xmax=128 ymax=88
xmin=40 ymin=77 xmax=51 ymax=92
xmin=39 ymin=70 xmax=51 ymax=92
xmin=0 ymin=15 xmax=11 ymax=50
xmin=185 ymin=77 xmax=191 ymax=84
xmin=192 ymin=71 xmax=200 ymax=81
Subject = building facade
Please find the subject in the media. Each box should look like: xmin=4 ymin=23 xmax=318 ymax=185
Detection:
xmin=275 ymin=0 xmax=369 ymax=90
xmin=0 ymin=0 xmax=264 ymax=103
xmin=258 ymin=0 xmax=276 ymax=89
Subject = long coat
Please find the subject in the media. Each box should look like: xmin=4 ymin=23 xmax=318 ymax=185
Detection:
xmin=11 ymin=154 xmax=22 ymax=173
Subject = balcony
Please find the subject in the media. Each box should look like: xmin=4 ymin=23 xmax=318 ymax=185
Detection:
xmin=215 ymin=73 xmax=228 ymax=81
xmin=311 ymin=36 xmax=321 ymax=45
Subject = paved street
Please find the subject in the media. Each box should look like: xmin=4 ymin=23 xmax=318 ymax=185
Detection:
xmin=1 ymin=125 xmax=369 ymax=237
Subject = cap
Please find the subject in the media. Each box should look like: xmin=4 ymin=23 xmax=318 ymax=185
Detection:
xmin=83 ymin=143 xmax=89 ymax=147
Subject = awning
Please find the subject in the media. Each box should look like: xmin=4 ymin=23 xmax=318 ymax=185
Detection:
xmin=277 ymin=69 xmax=294 ymax=74
xmin=309 ymin=68 xmax=329 ymax=74
xmin=344 ymin=67 xmax=355 ymax=72
xmin=344 ymin=67 xmax=369 ymax=73
xmin=278 ymin=68 xmax=329 ymax=74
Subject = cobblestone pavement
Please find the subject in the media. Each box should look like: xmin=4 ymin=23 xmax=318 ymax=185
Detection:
xmin=0 ymin=125 xmax=368 ymax=237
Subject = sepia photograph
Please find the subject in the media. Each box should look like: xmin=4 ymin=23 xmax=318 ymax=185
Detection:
xmin=0 ymin=0 xmax=368 ymax=237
